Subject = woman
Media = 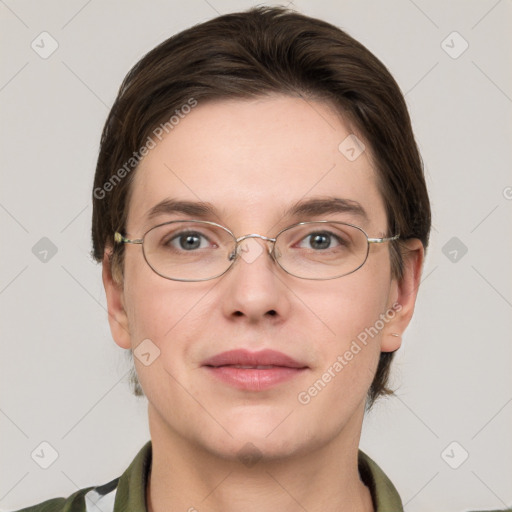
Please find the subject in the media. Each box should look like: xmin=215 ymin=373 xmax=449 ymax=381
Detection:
xmin=19 ymin=6 xmax=497 ymax=512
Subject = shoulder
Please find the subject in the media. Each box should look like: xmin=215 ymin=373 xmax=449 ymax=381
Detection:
xmin=12 ymin=478 xmax=119 ymax=512
xmin=12 ymin=490 xmax=87 ymax=512
xmin=11 ymin=442 xmax=151 ymax=512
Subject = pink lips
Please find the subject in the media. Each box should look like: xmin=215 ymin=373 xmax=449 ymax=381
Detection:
xmin=202 ymin=349 xmax=308 ymax=391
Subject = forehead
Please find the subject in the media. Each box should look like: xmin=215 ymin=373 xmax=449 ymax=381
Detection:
xmin=127 ymin=95 xmax=386 ymax=234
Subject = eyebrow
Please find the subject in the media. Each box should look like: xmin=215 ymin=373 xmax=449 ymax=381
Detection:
xmin=286 ymin=196 xmax=368 ymax=223
xmin=143 ymin=196 xmax=369 ymax=226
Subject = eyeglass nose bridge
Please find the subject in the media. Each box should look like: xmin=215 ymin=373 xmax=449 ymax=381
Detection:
xmin=231 ymin=233 xmax=278 ymax=261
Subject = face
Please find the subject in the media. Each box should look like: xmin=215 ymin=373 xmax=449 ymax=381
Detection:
xmin=105 ymin=95 xmax=421 ymax=461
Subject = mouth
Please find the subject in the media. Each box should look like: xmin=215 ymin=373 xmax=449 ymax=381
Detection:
xmin=220 ymin=365 xmax=283 ymax=369
xmin=202 ymin=349 xmax=308 ymax=391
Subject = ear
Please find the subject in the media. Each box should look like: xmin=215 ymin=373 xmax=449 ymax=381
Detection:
xmin=381 ymin=238 xmax=425 ymax=352
xmin=102 ymin=250 xmax=132 ymax=349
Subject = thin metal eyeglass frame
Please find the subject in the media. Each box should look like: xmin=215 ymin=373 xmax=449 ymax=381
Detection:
xmin=114 ymin=219 xmax=400 ymax=282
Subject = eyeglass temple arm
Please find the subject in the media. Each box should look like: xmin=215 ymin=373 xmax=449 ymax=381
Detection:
xmin=367 ymin=234 xmax=400 ymax=244
xmin=114 ymin=232 xmax=143 ymax=244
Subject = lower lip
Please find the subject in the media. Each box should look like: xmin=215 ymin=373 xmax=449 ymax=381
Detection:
xmin=204 ymin=366 xmax=307 ymax=391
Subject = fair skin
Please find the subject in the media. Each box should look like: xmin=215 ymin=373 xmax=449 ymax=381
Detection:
xmin=103 ymin=95 xmax=424 ymax=512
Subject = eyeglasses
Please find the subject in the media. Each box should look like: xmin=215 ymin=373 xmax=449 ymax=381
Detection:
xmin=114 ymin=220 xmax=399 ymax=282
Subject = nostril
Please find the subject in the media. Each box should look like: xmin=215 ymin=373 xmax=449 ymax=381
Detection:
xmin=266 ymin=310 xmax=277 ymax=316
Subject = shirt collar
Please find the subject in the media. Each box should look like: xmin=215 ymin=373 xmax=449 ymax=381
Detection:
xmin=358 ymin=449 xmax=404 ymax=511
xmin=113 ymin=441 xmax=403 ymax=512
xmin=113 ymin=441 xmax=151 ymax=512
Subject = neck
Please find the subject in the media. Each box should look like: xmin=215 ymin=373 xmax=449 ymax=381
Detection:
xmin=146 ymin=405 xmax=374 ymax=512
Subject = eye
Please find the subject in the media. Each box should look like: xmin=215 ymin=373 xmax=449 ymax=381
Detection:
xmin=297 ymin=231 xmax=344 ymax=250
xmin=165 ymin=230 xmax=213 ymax=251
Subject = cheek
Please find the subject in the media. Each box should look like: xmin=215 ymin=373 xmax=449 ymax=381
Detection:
xmin=307 ymin=261 xmax=391 ymax=345
xmin=121 ymin=258 xmax=183 ymax=375
xmin=302 ymin=264 xmax=391 ymax=389
xmin=125 ymin=279 xmax=205 ymax=346
xmin=122 ymin=257 xmax=219 ymax=381
xmin=294 ymin=298 xmax=385 ymax=425
xmin=123 ymin=251 xmax=188 ymax=338
xmin=124 ymin=277 xmax=207 ymax=410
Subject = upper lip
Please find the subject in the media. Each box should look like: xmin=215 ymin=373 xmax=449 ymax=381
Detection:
xmin=202 ymin=349 xmax=308 ymax=368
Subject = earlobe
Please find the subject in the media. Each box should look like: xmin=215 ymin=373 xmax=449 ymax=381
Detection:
xmin=381 ymin=332 xmax=402 ymax=353
xmin=381 ymin=239 xmax=425 ymax=352
xmin=102 ymin=250 xmax=132 ymax=350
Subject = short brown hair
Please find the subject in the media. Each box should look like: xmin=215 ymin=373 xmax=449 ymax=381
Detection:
xmin=91 ymin=6 xmax=431 ymax=406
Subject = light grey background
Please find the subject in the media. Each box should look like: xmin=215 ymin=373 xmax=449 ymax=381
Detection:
xmin=1 ymin=1 xmax=511 ymax=511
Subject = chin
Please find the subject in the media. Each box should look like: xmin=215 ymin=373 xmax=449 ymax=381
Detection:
xmin=198 ymin=411 xmax=320 ymax=463
xmin=203 ymin=433 xmax=304 ymax=465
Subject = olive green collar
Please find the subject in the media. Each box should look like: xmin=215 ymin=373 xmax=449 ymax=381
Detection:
xmin=113 ymin=441 xmax=403 ymax=512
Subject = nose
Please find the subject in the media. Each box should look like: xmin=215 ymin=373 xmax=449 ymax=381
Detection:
xmin=220 ymin=236 xmax=291 ymax=322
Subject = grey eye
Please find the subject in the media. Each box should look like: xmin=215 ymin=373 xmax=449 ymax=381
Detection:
xmin=166 ymin=231 xmax=210 ymax=251
xmin=298 ymin=231 xmax=342 ymax=250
